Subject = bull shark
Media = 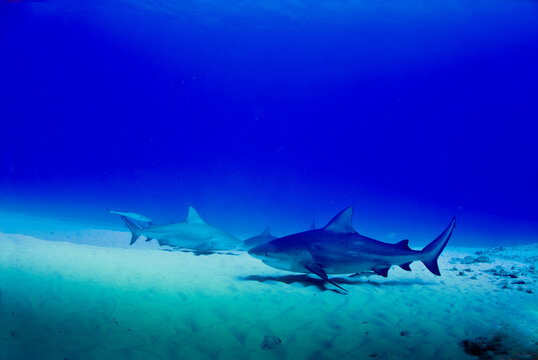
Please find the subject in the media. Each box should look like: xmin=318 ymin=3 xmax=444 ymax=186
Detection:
xmin=242 ymin=218 xmax=318 ymax=250
xmin=121 ymin=206 xmax=240 ymax=254
xmin=248 ymin=207 xmax=456 ymax=291
xmin=242 ymin=219 xmax=316 ymax=250
xmin=242 ymin=227 xmax=277 ymax=250
xmin=109 ymin=209 xmax=153 ymax=224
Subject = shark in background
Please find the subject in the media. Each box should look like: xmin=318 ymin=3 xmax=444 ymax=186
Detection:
xmin=241 ymin=219 xmax=318 ymax=251
xmin=120 ymin=206 xmax=241 ymax=254
xmin=248 ymin=207 xmax=456 ymax=291
xmin=242 ymin=227 xmax=277 ymax=250
xmin=109 ymin=209 xmax=153 ymax=224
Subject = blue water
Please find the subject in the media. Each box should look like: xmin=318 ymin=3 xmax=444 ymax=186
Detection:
xmin=1 ymin=0 xmax=537 ymax=245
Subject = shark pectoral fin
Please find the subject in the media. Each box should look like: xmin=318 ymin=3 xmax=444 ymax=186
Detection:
xmin=372 ymin=265 xmax=391 ymax=277
xmin=399 ymin=262 xmax=412 ymax=271
xmin=304 ymin=263 xmax=348 ymax=292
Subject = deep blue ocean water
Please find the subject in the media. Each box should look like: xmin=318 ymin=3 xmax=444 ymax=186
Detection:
xmin=1 ymin=0 xmax=537 ymax=245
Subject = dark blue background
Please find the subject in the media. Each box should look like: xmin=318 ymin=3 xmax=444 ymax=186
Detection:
xmin=1 ymin=0 xmax=537 ymax=245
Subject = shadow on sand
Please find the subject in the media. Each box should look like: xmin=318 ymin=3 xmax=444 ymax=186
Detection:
xmin=239 ymin=274 xmax=436 ymax=294
xmin=161 ymin=249 xmax=239 ymax=256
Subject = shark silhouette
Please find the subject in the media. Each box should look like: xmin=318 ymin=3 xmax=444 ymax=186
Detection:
xmin=242 ymin=227 xmax=277 ymax=250
xmin=109 ymin=209 xmax=153 ymax=223
xmin=248 ymin=207 xmax=455 ymax=291
xmin=242 ymin=218 xmax=317 ymax=251
xmin=121 ymin=206 xmax=240 ymax=254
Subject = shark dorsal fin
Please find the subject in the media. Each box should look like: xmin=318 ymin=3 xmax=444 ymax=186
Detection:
xmin=323 ymin=207 xmax=356 ymax=234
xmin=186 ymin=206 xmax=205 ymax=224
xmin=395 ymin=239 xmax=410 ymax=250
xmin=261 ymin=227 xmax=272 ymax=236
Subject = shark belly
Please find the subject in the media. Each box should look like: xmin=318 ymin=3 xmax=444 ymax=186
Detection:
xmin=143 ymin=228 xmax=237 ymax=251
xmin=318 ymin=255 xmax=378 ymax=274
xmin=315 ymin=250 xmax=420 ymax=275
xmin=142 ymin=229 xmax=208 ymax=248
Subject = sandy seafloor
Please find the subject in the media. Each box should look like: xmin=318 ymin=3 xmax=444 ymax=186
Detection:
xmin=0 ymin=213 xmax=537 ymax=360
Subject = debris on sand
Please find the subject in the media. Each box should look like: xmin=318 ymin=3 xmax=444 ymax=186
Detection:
xmin=474 ymin=256 xmax=490 ymax=263
xmin=483 ymin=266 xmax=519 ymax=278
xmin=460 ymin=333 xmax=508 ymax=359
xmin=461 ymin=256 xmax=475 ymax=264
xmin=453 ymin=255 xmax=491 ymax=265
xmin=459 ymin=331 xmax=538 ymax=360
xmin=261 ymin=335 xmax=282 ymax=350
xmin=498 ymin=280 xmax=512 ymax=290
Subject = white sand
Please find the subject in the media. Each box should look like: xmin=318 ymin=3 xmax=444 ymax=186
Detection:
xmin=0 ymin=219 xmax=536 ymax=359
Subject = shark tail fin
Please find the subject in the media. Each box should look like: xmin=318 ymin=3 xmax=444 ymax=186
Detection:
xmin=121 ymin=216 xmax=142 ymax=245
xmin=420 ymin=217 xmax=456 ymax=276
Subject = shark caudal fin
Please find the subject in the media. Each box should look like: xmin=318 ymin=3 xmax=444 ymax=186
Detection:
xmin=120 ymin=216 xmax=142 ymax=245
xmin=420 ymin=217 xmax=456 ymax=275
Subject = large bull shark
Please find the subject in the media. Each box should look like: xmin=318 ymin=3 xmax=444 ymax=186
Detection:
xmin=121 ymin=206 xmax=240 ymax=254
xmin=248 ymin=207 xmax=456 ymax=291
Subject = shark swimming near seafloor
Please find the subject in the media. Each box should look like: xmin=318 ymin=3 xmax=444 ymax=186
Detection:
xmin=242 ymin=227 xmax=277 ymax=250
xmin=109 ymin=209 xmax=153 ymax=224
xmin=242 ymin=219 xmax=318 ymax=251
xmin=248 ymin=207 xmax=456 ymax=291
xmin=121 ymin=206 xmax=240 ymax=254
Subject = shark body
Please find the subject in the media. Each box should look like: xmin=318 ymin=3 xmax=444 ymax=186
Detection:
xmin=121 ymin=206 xmax=240 ymax=254
xmin=248 ymin=207 xmax=455 ymax=291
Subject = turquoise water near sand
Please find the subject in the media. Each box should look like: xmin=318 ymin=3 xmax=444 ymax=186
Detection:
xmin=0 ymin=218 xmax=537 ymax=359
